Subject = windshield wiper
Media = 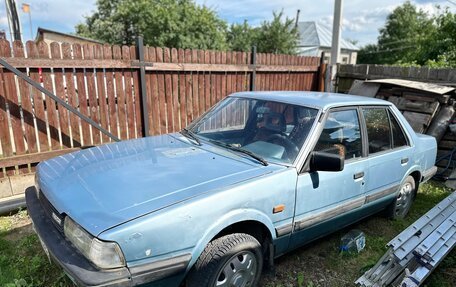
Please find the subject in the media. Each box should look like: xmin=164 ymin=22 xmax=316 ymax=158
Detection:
xmin=209 ymin=140 xmax=268 ymax=166
xmin=180 ymin=128 xmax=201 ymax=146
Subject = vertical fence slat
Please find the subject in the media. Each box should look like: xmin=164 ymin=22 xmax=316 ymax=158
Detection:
xmin=26 ymin=41 xmax=48 ymax=151
xmin=178 ymin=49 xmax=187 ymax=129
xmin=37 ymin=42 xmax=60 ymax=149
xmin=191 ymin=50 xmax=199 ymax=119
xmin=171 ymin=48 xmax=180 ymax=131
xmin=72 ymin=44 xmax=91 ymax=145
xmin=130 ymin=45 xmax=143 ymax=137
xmin=13 ymin=41 xmax=37 ymax=155
xmin=103 ymin=44 xmax=118 ymax=140
xmin=204 ymin=50 xmax=211 ymax=111
xmin=163 ymin=48 xmax=173 ymax=133
xmin=62 ymin=43 xmax=81 ymax=147
xmin=50 ymin=42 xmax=71 ymax=148
xmin=83 ymin=44 xmax=101 ymax=144
xmin=198 ymin=50 xmax=205 ymax=115
xmin=113 ymin=45 xmax=127 ymax=139
xmin=147 ymin=47 xmax=158 ymax=135
xmin=94 ymin=44 xmax=110 ymax=143
xmin=122 ymin=46 xmax=135 ymax=138
xmin=155 ymin=47 xmax=167 ymax=135
xmin=185 ymin=49 xmax=193 ymax=126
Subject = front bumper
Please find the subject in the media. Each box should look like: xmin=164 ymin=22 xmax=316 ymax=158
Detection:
xmin=25 ymin=186 xmax=191 ymax=287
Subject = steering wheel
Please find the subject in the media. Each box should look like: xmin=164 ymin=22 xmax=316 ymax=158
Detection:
xmin=265 ymin=134 xmax=300 ymax=160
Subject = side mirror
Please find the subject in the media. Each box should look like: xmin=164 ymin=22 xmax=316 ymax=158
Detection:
xmin=309 ymin=151 xmax=344 ymax=172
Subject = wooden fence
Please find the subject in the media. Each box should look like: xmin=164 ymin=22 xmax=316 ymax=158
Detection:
xmin=0 ymin=39 xmax=323 ymax=183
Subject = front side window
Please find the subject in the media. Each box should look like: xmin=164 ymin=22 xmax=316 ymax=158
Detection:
xmin=189 ymin=97 xmax=319 ymax=164
xmin=314 ymin=109 xmax=362 ymax=160
xmin=363 ymin=108 xmax=391 ymax=154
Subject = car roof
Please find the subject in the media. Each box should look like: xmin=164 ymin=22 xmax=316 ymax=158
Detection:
xmin=230 ymin=91 xmax=391 ymax=110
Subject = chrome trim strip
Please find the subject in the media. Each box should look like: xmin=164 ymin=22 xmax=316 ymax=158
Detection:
xmin=294 ymin=196 xmax=365 ymax=231
xmin=422 ymin=166 xmax=437 ymax=182
xmin=365 ymin=184 xmax=400 ymax=204
xmin=275 ymin=223 xmax=293 ymax=237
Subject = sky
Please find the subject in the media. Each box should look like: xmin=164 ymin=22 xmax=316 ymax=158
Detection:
xmin=0 ymin=0 xmax=455 ymax=47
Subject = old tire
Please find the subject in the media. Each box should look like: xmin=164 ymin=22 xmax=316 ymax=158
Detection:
xmin=386 ymin=176 xmax=416 ymax=219
xmin=187 ymin=233 xmax=263 ymax=287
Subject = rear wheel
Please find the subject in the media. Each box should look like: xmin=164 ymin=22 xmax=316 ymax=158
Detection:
xmin=386 ymin=176 xmax=416 ymax=219
xmin=187 ymin=233 xmax=263 ymax=287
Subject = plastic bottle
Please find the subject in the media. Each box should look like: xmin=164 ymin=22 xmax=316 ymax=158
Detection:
xmin=340 ymin=229 xmax=366 ymax=253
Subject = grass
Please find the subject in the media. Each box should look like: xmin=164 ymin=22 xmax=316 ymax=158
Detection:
xmin=0 ymin=181 xmax=454 ymax=287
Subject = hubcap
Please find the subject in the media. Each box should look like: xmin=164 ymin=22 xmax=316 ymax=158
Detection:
xmin=395 ymin=182 xmax=413 ymax=217
xmin=215 ymin=251 xmax=258 ymax=287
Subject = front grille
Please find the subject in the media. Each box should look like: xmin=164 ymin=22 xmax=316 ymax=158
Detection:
xmin=38 ymin=190 xmax=65 ymax=233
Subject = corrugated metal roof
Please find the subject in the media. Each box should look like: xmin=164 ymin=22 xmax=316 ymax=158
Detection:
xmin=297 ymin=21 xmax=359 ymax=51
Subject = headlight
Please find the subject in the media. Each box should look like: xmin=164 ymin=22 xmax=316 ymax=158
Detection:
xmin=64 ymin=217 xmax=125 ymax=269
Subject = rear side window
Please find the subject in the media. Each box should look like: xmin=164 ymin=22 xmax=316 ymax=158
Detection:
xmin=362 ymin=108 xmax=391 ymax=154
xmin=389 ymin=111 xmax=408 ymax=148
xmin=314 ymin=109 xmax=362 ymax=159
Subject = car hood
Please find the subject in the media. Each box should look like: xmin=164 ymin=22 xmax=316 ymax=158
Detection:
xmin=37 ymin=134 xmax=279 ymax=236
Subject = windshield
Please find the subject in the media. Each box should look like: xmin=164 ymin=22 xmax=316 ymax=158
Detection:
xmin=188 ymin=97 xmax=319 ymax=164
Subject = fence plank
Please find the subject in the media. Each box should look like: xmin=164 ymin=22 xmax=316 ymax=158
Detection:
xmin=163 ymin=48 xmax=173 ymax=133
xmin=130 ymin=46 xmax=142 ymax=138
xmin=13 ymin=41 xmax=37 ymax=155
xmin=192 ymin=50 xmax=200 ymax=120
xmin=94 ymin=44 xmax=110 ymax=143
xmin=171 ymin=48 xmax=180 ymax=131
xmin=50 ymin=42 xmax=71 ymax=148
xmin=103 ymin=44 xmax=118 ymax=139
xmin=155 ymin=47 xmax=167 ymax=134
xmin=83 ymin=44 xmax=101 ymax=144
xmin=26 ymin=41 xmax=48 ymax=151
xmin=185 ymin=49 xmax=193 ymax=126
xmin=73 ymin=44 xmax=91 ymax=145
xmin=62 ymin=43 xmax=81 ymax=147
xmin=204 ymin=50 xmax=211 ymax=111
xmin=122 ymin=46 xmax=135 ymax=139
xmin=178 ymin=49 xmax=187 ymax=129
xmin=147 ymin=47 xmax=159 ymax=135
xmin=38 ymin=41 xmax=61 ymax=149
xmin=198 ymin=50 xmax=205 ymax=116
xmin=113 ymin=45 xmax=127 ymax=139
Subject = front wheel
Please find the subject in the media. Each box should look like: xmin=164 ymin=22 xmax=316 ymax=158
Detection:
xmin=386 ymin=176 xmax=416 ymax=219
xmin=187 ymin=233 xmax=263 ymax=287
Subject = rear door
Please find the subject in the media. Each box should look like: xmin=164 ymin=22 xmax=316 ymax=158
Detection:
xmin=290 ymin=107 xmax=368 ymax=248
xmin=361 ymin=106 xmax=412 ymax=205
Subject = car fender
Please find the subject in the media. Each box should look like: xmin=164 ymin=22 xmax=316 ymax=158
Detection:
xmin=396 ymin=164 xmax=422 ymax=196
xmin=187 ymin=207 xmax=276 ymax=269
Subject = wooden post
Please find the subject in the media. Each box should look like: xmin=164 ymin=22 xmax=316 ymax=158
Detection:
xmin=136 ymin=36 xmax=149 ymax=137
xmin=318 ymin=52 xmax=327 ymax=92
xmin=250 ymin=46 xmax=257 ymax=91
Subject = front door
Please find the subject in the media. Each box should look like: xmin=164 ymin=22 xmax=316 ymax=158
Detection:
xmin=290 ymin=108 xmax=368 ymax=248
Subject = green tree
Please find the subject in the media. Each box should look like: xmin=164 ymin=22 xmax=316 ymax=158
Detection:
xmin=226 ymin=20 xmax=257 ymax=52
xmin=358 ymin=1 xmax=435 ymax=65
xmin=76 ymin=0 xmax=228 ymax=49
xmin=254 ymin=11 xmax=300 ymax=54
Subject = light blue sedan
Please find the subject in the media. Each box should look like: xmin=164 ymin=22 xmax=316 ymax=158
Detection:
xmin=26 ymin=92 xmax=437 ymax=287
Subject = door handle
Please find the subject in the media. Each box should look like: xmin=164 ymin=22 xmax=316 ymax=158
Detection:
xmin=401 ymin=158 xmax=409 ymax=164
xmin=354 ymin=172 xmax=364 ymax=180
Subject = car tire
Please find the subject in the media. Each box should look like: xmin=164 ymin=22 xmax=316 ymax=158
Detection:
xmin=386 ymin=175 xmax=416 ymax=219
xmin=187 ymin=233 xmax=263 ymax=287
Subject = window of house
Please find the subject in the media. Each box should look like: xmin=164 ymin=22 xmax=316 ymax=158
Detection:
xmin=314 ymin=109 xmax=362 ymax=159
